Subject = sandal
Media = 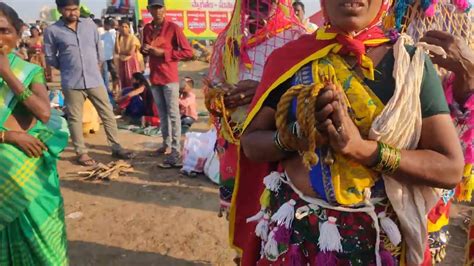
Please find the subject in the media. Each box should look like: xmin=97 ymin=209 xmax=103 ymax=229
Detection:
xmin=180 ymin=169 xmax=198 ymax=178
xmin=149 ymin=146 xmax=171 ymax=157
xmin=112 ymin=149 xmax=136 ymax=160
xmin=158 ymin=152 xmax=183 ymax=169
xmin=77 ymin=154 xmax=97 ymax=167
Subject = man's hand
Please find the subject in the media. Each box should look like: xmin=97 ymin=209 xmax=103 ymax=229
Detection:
xmin=421 ymin=30 xmax=474 ymax=73
xmin=421 ymin=30 xmax=474 ymax=104
xmin=143 ymin=44 xmax=165 ymax=57
xmin=223 ymin=80 xmax=259 ymax=109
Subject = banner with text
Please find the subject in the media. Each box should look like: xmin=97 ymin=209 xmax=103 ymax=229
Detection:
xmin=135 ymin=0 xmax=234 ymax=39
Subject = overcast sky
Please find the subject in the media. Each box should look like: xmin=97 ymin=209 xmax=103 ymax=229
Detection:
xmin=1 ymin=0 xmax=321 ymax=22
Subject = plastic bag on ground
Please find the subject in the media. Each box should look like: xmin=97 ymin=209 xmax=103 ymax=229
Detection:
xmin=181 ymin=128 xmax=217 ymax=174
xmin=204 ymin=151 xmax=220 ymax=184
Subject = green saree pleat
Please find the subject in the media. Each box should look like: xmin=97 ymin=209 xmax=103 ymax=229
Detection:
xmin=0 ymin=53 xmax=69 ymax=265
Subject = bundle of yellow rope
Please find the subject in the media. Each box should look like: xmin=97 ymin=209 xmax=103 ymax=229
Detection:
xmin=204 ymin=87 xmax=240 ymax=144
xmin=275 ymin=79 xmax=346 ymax=169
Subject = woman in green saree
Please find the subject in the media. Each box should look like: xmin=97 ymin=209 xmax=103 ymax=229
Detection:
xmin=0 ymin=3 xmax=69 ymax=265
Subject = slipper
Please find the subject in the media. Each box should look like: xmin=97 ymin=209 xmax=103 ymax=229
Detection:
xmin=77 ymin=155 xmax=97 ymax=167
xmin=112 ymin=150 xmax=137 ymax=160
xmin=180 ymin=169 xmax=198 ymax=177
xmin=148 ymin=146 xmax=171 ymax=157
xmin=158 ymin=162 xmax=183 ymax=169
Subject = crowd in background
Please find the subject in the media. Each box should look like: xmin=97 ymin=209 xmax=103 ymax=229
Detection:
xmin=13 ymin=10 xmax=199 ymax=167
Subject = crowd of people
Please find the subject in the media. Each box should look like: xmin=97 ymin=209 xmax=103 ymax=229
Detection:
xmin=206 ymin=0 xmax=474 ymax=265
xmin=0 ymin=0 xmax=472 ymax=265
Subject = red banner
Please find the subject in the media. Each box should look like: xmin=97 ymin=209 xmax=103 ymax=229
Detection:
xmin=166 ymin=10 xmax=185 ymax=28
xmin=186 ymin=11 xmax=207 ymax=35
xmin=140 ymin=9 xmax=153 ymax=24
xmin=208 ymin=11 xmax=229 ymax=34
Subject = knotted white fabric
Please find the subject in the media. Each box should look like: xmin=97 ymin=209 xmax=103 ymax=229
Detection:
xmin=369 ymin=34 xmax=442 ymax=265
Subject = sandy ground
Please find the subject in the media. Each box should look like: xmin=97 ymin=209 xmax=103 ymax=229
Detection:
xmin=54 ymin=61 xmax=471 ymax=266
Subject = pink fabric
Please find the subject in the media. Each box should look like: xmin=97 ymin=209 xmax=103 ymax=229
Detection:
xmin=453 ymin=0 xmax=470 ymax=11
xmin=119 ymin=54 xmax=140 ymax=88
xmin=444 ymin=73 xmax=474 ymax=164
xmin=218 ymin=139 xmax=238 ymax=183
xmin=179 ymin=91 xmax=198 ymax=120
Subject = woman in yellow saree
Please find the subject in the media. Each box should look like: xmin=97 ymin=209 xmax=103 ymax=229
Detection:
xmin=0 ymin=3 xmax=69 ymax=265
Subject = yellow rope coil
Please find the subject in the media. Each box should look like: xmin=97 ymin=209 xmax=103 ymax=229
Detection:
xmin=204 ymin=88 xmax=239 ymax=144
xmin=276 ymin=83 xmax=327 ymax=169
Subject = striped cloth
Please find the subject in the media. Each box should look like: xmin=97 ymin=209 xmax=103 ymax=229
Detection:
xmin=0 ymin=53 xmax=69 ymax=265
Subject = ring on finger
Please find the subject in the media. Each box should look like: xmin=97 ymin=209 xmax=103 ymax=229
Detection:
xmin=336 ymin=125 xmax=344 ymax=133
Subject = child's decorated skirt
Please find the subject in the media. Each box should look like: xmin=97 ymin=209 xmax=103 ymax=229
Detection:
xmin=247 ymin=172 xmax=404 ymax=266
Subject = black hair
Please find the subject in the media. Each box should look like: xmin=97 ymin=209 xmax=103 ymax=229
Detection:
xmin=30 ymin=26 xmax=41 ymax=35
xmin=104 ymin=17 xmax=114 ymax=27
xmin=93 ymin=18 xmax=103 ymax=27
xmin=55 ymin=0 xmax=80 ymax=9
xmin=132 ymin=72 xmax=151 ymax=90
xmin=119 ymin=19 xmax=130 ymax=25
xmin=0 ymin=3 xmax=23 ymax=35
xmin=183 ymin=76 xmax=195 ymax=88
xmin=292 ymin=1 xmax=305 ymax=12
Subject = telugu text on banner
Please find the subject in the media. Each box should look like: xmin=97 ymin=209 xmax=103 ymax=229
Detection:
xmin=135 ymin=0 xmax=235 ymax=39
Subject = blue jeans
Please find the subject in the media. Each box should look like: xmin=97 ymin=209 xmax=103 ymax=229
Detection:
xmin=102 ymin=61 xmax=110 ymax=90
xmin=151 ymin=83 xmax=181 ymax=152
xmin=102 ymin=62 xmax=115 ymax=106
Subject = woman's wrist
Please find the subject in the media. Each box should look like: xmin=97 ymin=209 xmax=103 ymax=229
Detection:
xmin=349 ymin=139 xmax=379 ymax=166
xmin=1 ymin=69 xmax=29 ymax=97
xmin=3 ymin=131 xmax=16 ymax=145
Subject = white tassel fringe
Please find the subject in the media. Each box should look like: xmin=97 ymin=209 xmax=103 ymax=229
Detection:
xmin=378 ymin=212 xmax=402 ymax=246
xmin=318 ymin=216 xmax=343 ymax=252
xmin=271 ymin=199 xmax=296 ymax=228
xmin=264 ymin=228 xmax=279 ymax=258
xmin=263 ymin=172 xmax=282 ymax=192
xmin=255 ymin=214 xmax=270 ymax=242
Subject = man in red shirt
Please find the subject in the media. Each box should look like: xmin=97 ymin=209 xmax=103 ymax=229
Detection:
xmin=142 ymin=0 xmax=193 ymax=167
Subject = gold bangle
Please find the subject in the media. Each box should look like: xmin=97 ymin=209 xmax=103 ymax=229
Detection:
xmin=0 ymin=131 xmax=5 ymax=143
xmin=372 ymin=142 xmax=401 ymax=175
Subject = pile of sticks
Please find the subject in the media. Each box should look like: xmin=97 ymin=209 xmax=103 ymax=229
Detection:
xmin=78 ymin=160 xmax=134 ymax=181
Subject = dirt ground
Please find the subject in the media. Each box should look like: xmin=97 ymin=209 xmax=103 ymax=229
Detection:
xmin=55 ymin=61 xmax=471 ymax=266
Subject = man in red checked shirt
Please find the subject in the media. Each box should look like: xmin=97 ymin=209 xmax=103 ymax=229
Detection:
xmin=142 ymin=0 xmax=194 ymax=167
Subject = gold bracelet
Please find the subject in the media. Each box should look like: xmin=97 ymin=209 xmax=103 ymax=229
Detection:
xmin=0 ymin=131 xmax=5 ymax=143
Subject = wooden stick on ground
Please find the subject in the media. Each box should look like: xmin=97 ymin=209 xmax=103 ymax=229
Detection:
xmin=77 ymin=160 xmax=134 ymax=181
